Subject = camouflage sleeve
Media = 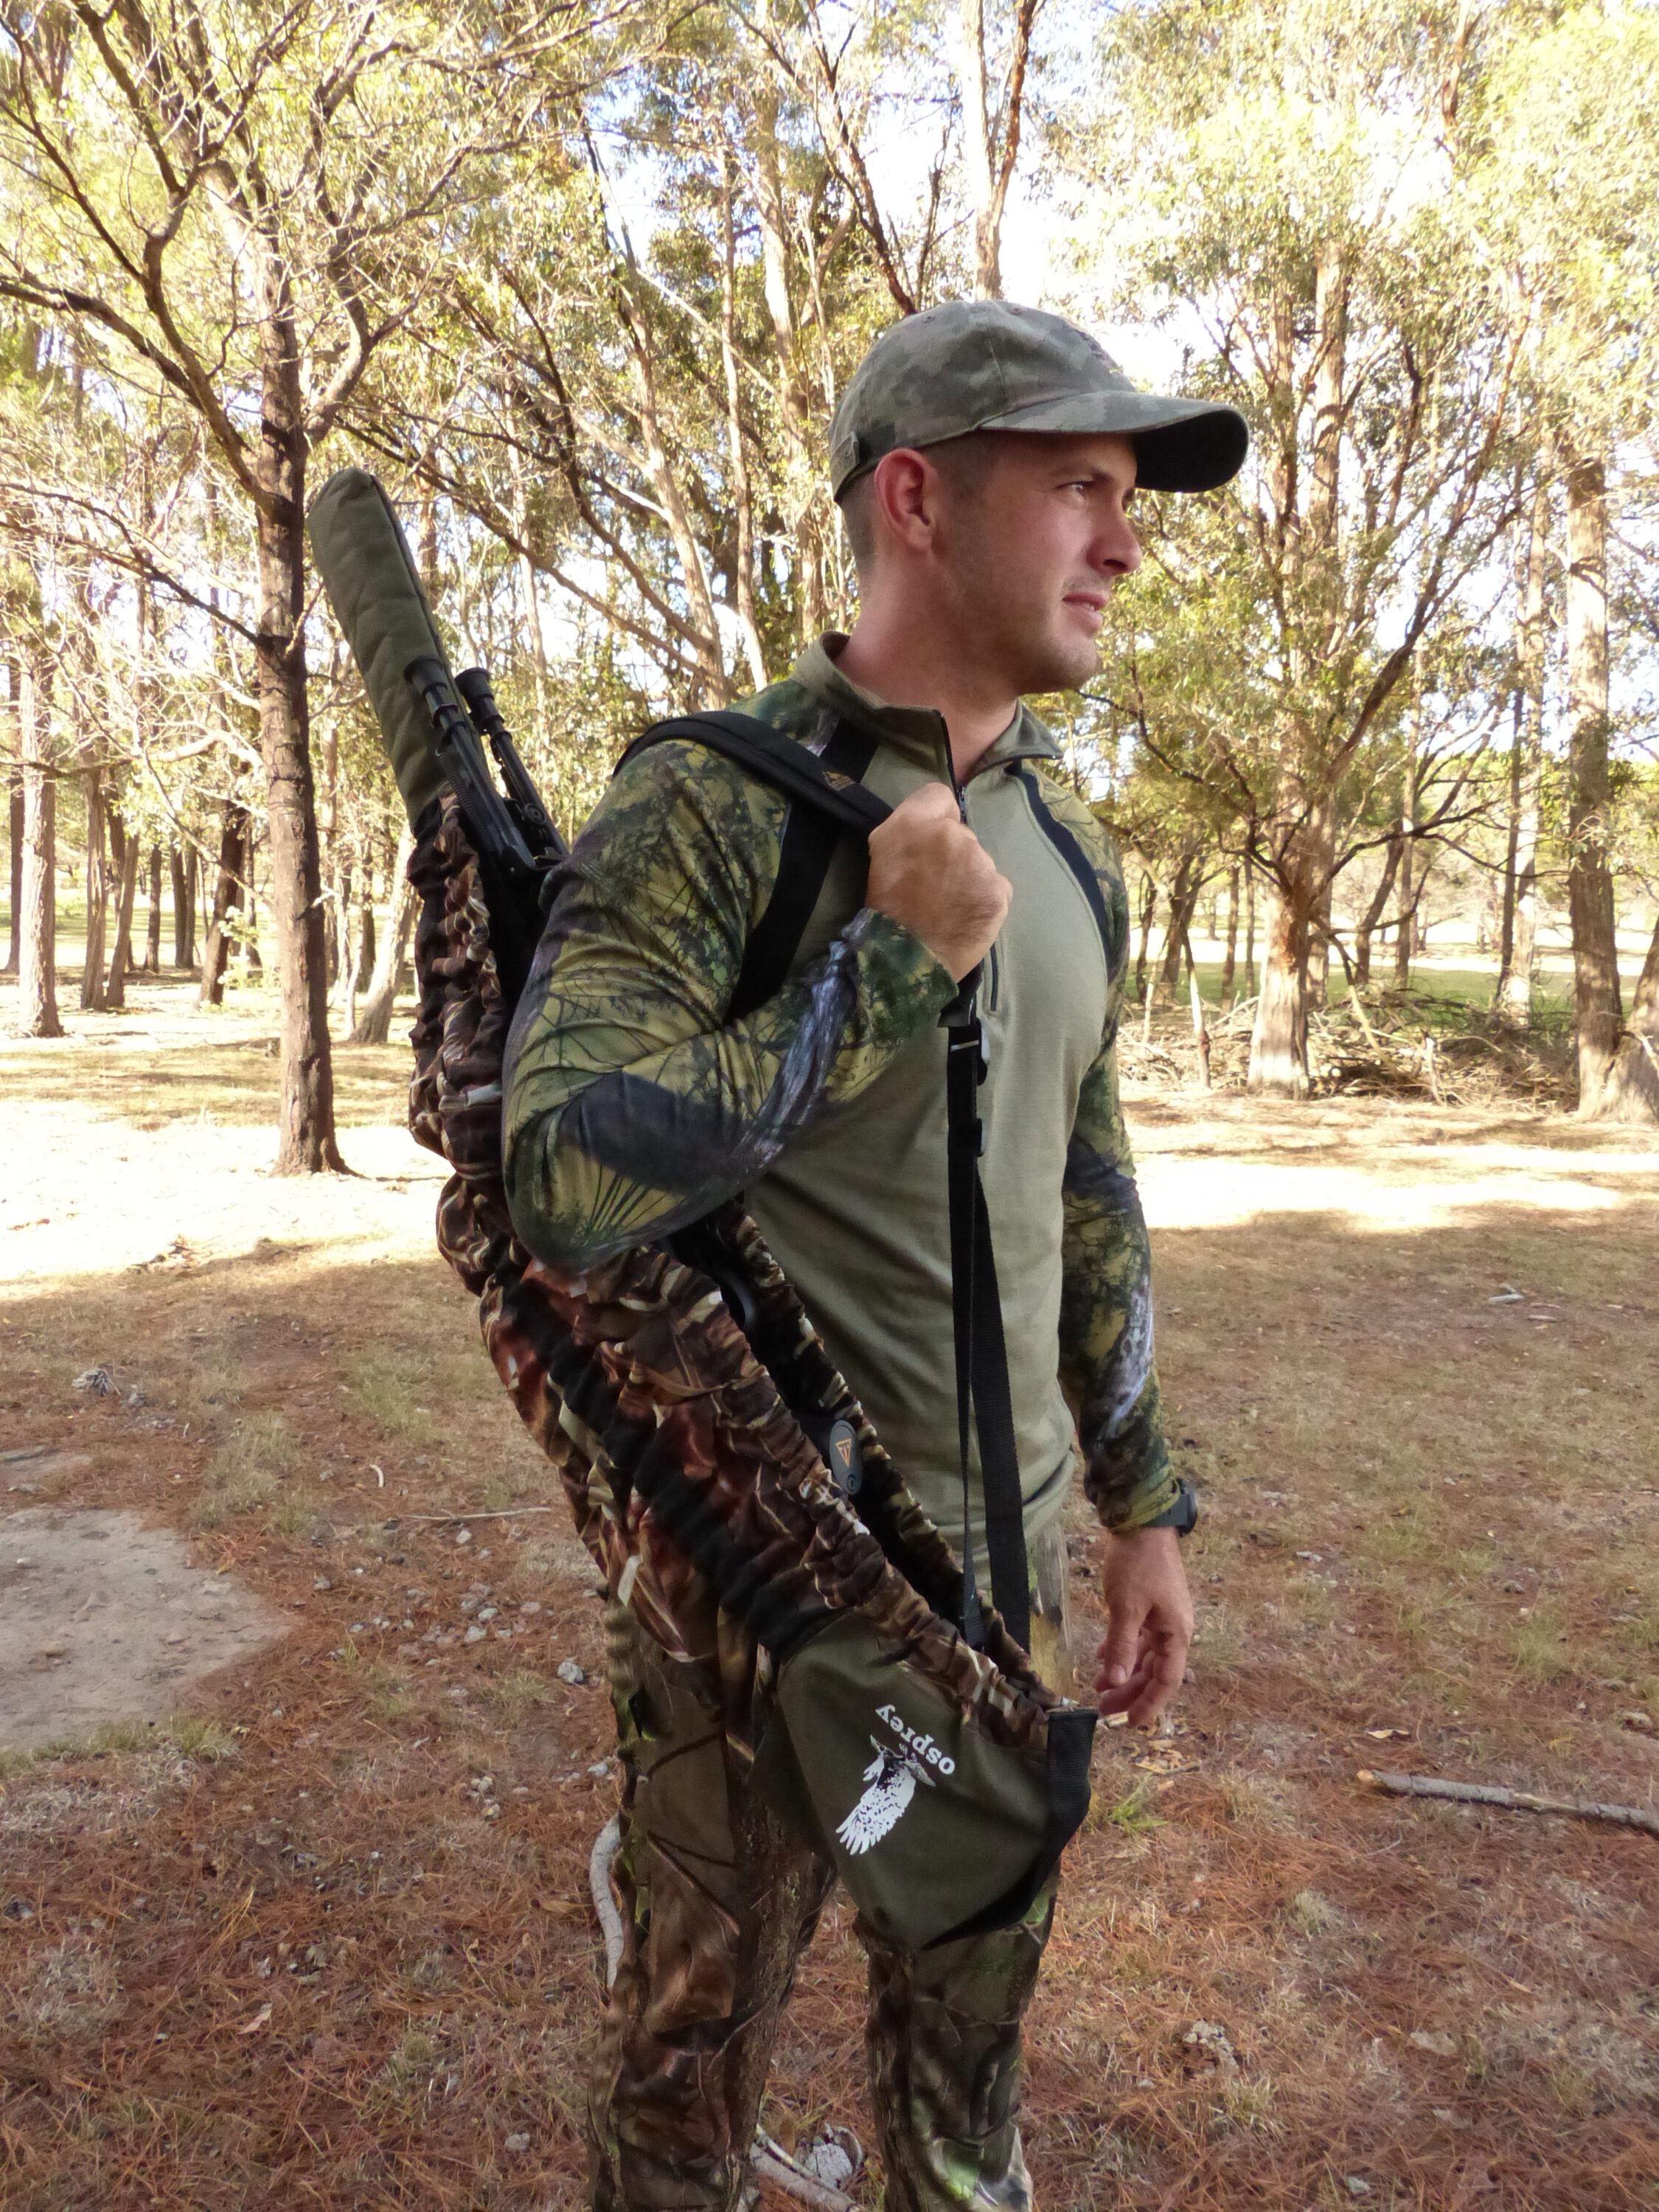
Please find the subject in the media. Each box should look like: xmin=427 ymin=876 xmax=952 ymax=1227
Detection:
xmin=1052 ymin=799 xmax=1180 ymax=1534
xmin=502 ymin=740 xmax=954 ymax=1268
xmin=1059 ymin=1046 xmax=1180 ymax=1532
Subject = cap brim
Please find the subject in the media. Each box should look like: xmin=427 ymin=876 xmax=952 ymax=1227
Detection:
xmin=979 ymin=390 xmax=1250 ymax=493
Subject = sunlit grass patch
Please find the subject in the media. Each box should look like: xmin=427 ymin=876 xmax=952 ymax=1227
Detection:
xmin=168 ymin=1717 xmax=241 ymax=1761
xmin=1509 ymin=1600 xmax=1571 ymax=1683
xmin=1217 ymin=2072 xmax=1283 ymax=2135
xmin=189 ymin=1411 xmax=303 ymax=1528
xmin=341 ymin=1349 xmax=442 ymax=1444
xmin=1191 ymin=1600 xmax=1242 ymax=1670
xmin=1451 ymin=1543 xmax=1501 ymax=1579
xmin=1220 ymin=1773 xmax=1293 ymax=1830
xmin=490 ymin=1667 xmax=555 ymax=1722
xmin=1370 ymin=1509 xmax=1436 ymax=1567
xmin=1091 ymin=1781 xmax=1164 ymax=1837
xmin=360 ymin=1664 xmax=411 ymax=1722
xmin=1283 ymin=1888 xmax=1345 ymax=1936
xmin=266 ymin=1489 xmax=332 ymax=1537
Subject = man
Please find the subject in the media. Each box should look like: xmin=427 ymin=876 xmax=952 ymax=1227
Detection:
xmin=503 ymin=301 xmax=1248 ymax=2212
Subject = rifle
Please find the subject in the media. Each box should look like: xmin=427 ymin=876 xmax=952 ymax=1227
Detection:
xmin=307 ymin=467 xmax=563 ymax=1009
xmin=403 ymin=653 xmax=563 ymax=1006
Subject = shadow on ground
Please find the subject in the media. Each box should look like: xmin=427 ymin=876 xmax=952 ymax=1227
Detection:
xmin=2 ymin=1184 xmax=1657 ymax=2209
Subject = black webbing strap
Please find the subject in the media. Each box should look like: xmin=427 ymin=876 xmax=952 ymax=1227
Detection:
xmin=727 ymin=720 xmax=878 ymax=1020
xmin=618 ymin=711 xmax=889 ymax=843
xmin=944 ymin=978 xmax=1031 ymax=1652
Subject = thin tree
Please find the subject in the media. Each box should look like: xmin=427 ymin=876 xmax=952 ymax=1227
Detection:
xmin=0 ymin=0 xmax=552 ymax=1166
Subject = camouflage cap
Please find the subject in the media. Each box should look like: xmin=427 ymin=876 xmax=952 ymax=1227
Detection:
xmin=830 ymin=300 xmax=1248 ymax=498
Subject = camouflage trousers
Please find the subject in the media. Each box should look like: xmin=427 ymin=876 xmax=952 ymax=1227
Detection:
xmin=589 ymin=1525 xmax=1077 ymax=2212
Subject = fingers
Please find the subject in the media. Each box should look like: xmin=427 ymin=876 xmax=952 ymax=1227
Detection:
xmin=881 ymin=781 xmax=959 ymax=829
xmin=1093 ymin=1612 xmax=1192 ymax=1728
xmin=1115 ymin=1635 xmax=1188 ymax=1729
xmin=1094 ymin=1526 xmax=1194 ymax=1728
xmin=1096 ymin=1609 xmax=1144 ymax=1699
xmin=865 ymin=780 xmax=1013 ymax=980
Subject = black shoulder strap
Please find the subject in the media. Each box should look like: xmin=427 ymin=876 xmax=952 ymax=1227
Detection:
xmin=619 ymin=709 xmax=886 ymax=1023
xmin=944 ymin=980 xmax=1031 ymax=1652
xmin=618 ymin=711 xmax=889 ymax=841
xmin=729 ymin=719 xmax=878 ymax=1020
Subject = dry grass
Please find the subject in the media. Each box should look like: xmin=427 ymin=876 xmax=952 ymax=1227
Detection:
xmin=1 ymin=990 xmax=1657 ymax=2209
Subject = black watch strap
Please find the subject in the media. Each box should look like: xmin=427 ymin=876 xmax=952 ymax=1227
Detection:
xmin=1139 ymin=1480 xmax=1199 ymax=1537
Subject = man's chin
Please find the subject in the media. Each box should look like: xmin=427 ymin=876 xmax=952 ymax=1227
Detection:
xmin=1014 ymin=636 xmax=1102 ymax=698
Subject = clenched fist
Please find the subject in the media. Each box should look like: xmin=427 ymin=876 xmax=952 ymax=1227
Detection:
xmin=866 ymin=782 xmax=1012 ymax=981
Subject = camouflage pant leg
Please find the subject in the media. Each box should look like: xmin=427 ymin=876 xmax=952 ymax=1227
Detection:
xmin=588 ymin=1595 xmax=835 ymax=2212
xmin=857 ymin=1525 xmax=1071 ymax=2212
xmin=858 ymin=1877 xmax=1057 ymax=2212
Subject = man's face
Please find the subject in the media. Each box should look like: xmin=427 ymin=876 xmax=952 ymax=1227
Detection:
xmin=932 ymin=431 xmax=1141 ymax=695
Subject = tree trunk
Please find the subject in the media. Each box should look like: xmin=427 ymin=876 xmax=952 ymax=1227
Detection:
xmin=751 ymin=66 xmax=830 ymax=639
xmin=327 ymin=855 xmax=352 ymax=1007
xmin=1219 ymin=866 xmax=1239 ymax=1008
xmin=349 ymin=820 xmax=416 ymax=1045
xmin=1613 ymin=914 xmax=1659 ymax=1116
xmin=1248 ymin=878 xmax=1310 ymax=1098
xmin=252 ymin=288 xmax=342 ymax=1169
xmin=1561 ymin=451 xmax=1638 ymax=1119
xmin=719 ymin=156 xmax=768 ymax=692
xmin=1243 ymin=862 xmax=1257 ymax=995
xmin=1394 ymin=754 xmax=1417 ymax=988
xmin=320 ymin=723 xmax=341 ymax=989
xmin=1160 ymin=853 xmax=1203 ymax=995
xmin=1133 ymin=869 xmax=1156 ymax=1003
xmin=144 ymin=844 xmax=163 ymax=971
xmin=243 ymin=842 xmax=262 ymax=970
xmin=170 ymin=840 xmax=198 ymax=969
xmin=17 ymin=654 xmax=62 ymax=1038
xmin=1248 ymin=773 xmax=1322 ymax=1097
xmin=1305 ymin=793 xmax=1336 ymax=1009
xmin=332 ymin=859 xmax=361 ymax=1031
xmin=80 ymin=767 xmax=111 ymax=1010
xmin=199 ymin=801 xmax=248 ymax=1008
xmin=103 ymin=803 xmax=141 ymax=1010
xmin=957 ymin=0 xmax=1002 ymax=298
xmin=1498 ymin=482 xmax=1548 ymax=1025
xmin=355 ymin=883 xmax=375 ymax=987
xmin=1354 ymin=833 xmax=1403 ymax=990
xmin=4 ymin=762 xmax=24 ymax=975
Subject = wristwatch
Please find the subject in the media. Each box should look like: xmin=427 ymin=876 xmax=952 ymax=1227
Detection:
xmin=1139 ymin=1480 xmax=1199 ymax=1538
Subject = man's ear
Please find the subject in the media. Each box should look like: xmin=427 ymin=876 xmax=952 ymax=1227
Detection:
xmin=869 ymin=448 xmax=939 ymax=557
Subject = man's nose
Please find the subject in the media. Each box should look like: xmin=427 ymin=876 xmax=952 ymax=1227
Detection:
xmin=1095 ymin=509 xmax=1142 ymax=577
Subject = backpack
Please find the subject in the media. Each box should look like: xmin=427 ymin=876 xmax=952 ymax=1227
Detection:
xmin=309 ymin=466 xmax=1098 ymax=1947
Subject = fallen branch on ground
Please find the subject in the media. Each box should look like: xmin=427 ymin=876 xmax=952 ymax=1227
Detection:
xmin=590 ymin=1813 xmax=626 ymax=1987
xmin=754 ymin=2134 xmax=858 ymax=2212
xmin=1359 ymin=1769 xmax=1659 ymax=1837
xmin=384 ymin=1507 xmax=558 ymax=1526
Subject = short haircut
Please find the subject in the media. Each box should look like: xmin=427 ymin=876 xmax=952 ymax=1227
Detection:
xmin=835 ymin=433 xmax=1003 ymax=578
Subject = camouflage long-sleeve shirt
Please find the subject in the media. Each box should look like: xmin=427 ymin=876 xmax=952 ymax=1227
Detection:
xmin=503 ymin=639 xmax=1178 ymax=1557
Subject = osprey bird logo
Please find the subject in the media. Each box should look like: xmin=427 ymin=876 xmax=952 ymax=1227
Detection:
xmin=834 ymin=1739 xmax=934 ymax=1857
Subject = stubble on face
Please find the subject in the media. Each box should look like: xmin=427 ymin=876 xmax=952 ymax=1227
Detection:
xmin=934 ymin=434 xmax=1128 ymax=698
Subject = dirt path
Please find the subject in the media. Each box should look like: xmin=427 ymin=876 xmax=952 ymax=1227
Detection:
xmin=1 ymin=990 xmax=1656 ymax=2210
